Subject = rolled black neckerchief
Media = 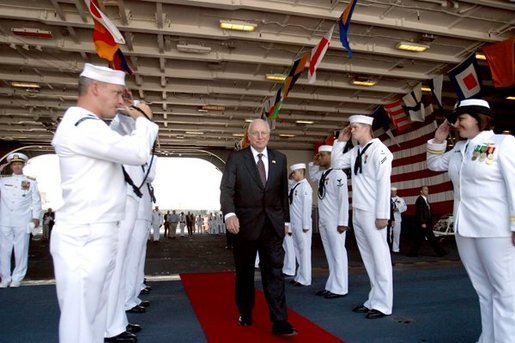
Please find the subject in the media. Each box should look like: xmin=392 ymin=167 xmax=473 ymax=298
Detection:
xmin=318 ymin=168 xmax=333 ymax=200
xmin=354 ymin=142 xmax=373 ymax=176
xmin=288 ymin=182 xmax=301 ymax=205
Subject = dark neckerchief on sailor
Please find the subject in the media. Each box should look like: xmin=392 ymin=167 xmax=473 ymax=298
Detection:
xmin=354 ymin=142 xmax=373 ymax=175
xmin=318 ymin=168 xmax=333 ymax=200
xmin=289 ymin=182 xmax=302 ymax=205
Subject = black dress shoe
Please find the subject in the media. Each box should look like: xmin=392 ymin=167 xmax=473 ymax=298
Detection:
xmin=288 ymin=279 xmax=296 ymax=285
xmin=315 ymin=289 xmax=329 ymax=296
xmin=143 ymin=284 xmax=152 ymax=291
xmin=366 ymin=309 xmax=387 ymax=319
xmin=139 ymin=300 xmax=150 ymax=308
xmin=104 ymin=331 xmax=137 ymax=342
xmin=126 ymin=305 xmax=146 ymax=313
xmin=272 ymin=321 xmax=298 ymax=336
xmin=352 ymin=304 xmax=370 ymax=313
xmin=139 ymin=288 xmax=150 ymax=296
xmin=126 ymin=323 xmax=142 ymax=333
xmin=237 ymin=316 xmax=252 ymax=326
xmin=293 ymin=281 xmax=307 ymax=287
xmin=324 ymin=291 xmax=347 ymax=299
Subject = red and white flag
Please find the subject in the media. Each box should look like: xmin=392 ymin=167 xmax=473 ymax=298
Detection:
xmin=84 ymin=0 xmax=125 ymax=44
xmin=384 ymin=100 xmax=411 ymax=132
xmin=308 ymin=25 xmax=334 ymax=84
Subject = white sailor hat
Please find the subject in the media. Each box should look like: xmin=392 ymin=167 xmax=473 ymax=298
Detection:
xmin=448 ymin=98 xmax=491 ymax=123
xmin=391 ymin=186 xmax=398 ymax=191
xmin=80 ymin=63 xmax=126 ymax=86
xmin=318 ymin=145 xmax=332 ymax=153
xmin=290 ymin=163 xmax=306 ymax=171
xmin=7 ymin=152 xmax=28 ymax=164
xmin=349 ymin=114 xmax=374 ymax=126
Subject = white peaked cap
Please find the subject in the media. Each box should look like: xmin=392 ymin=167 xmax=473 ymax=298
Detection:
xmin=391 ymin=187 xmax=398 ymax=191
xmin=318 ymin=145 xmax=332 ymax=153
xmin=349 ymin=115 xmax=374 ymax=126
xmin=456 ymin=99 xmax=490 ymax=109
xmin=290 ymin=163 xmax=306 ymax=171
xmin=80 ymin=63 xmax=126 ymax=86
xmin=7 ymin=152 xmax=28 ymax=163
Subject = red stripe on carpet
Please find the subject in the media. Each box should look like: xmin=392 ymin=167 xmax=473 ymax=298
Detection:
xmin=181 ymin=271 xmax=344 ymax=342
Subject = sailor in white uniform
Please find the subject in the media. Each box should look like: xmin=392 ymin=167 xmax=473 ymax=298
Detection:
xmin=50 ymin=63 xmax=158 ymax=343
xmin=390 ymin=187 xmax=407 ymax=253
xmin=288 ymin=163 xmax=313 ymax=286
xmin=0 ymin=153 xmax=42 ymax=288
xmin=332 ymin=115 xmax=393 ymax=319
xmin=151 ymin=207 xmax=163 ymax=241
xmin=282 ymin=174 xmax=296 ymax=277
xmin=309 ymin=145 xmax=349 ymax=298
xmin=426 ymin=99 xmax=515 ymax=343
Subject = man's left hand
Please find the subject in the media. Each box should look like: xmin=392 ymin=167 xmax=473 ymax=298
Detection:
xmin=337 ymin=225 xmax=349 ymax=233
xmin=375 ymin=219 xmax=388 ymax=229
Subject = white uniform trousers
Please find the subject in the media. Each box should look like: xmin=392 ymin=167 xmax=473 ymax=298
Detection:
xmin=137 ymin=224 xmax=150 ymax=292
xmin=456 ymin=233 xmax=515 ymax=343
xmin=105 ymin=197 xmax=138 ymax=338
xmin=0 ymin=225 xmax=30 ymax=284
xmin=152 ymin=223 xmax=160 ymax=241
xmin=391 ymin=221 xmax=401 ymax=253
xmin=51 ymin=222 xmax=118 ymax=343
xmin=124 ymin=219 xmax=149 ymax=310
xmin=282 ymin=234 xmax=296 ymax=276
xmin=179 ymin=222 xmax=186 ymax=236
xmin=319 ymin=222 xmax=348 ymax=295
xmin=353 ymin=208 xmax=393 ymax=314
xmin=292 ymin=227 xmax=312 ymax=286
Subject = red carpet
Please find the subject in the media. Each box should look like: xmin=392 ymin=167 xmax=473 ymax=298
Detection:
xmin=180 ymin=271 xmax=344 ymax=342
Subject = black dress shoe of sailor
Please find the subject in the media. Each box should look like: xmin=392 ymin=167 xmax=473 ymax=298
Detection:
xmin=272 ymin=320 xmax=298 ymax=336
xmin=324 ymin=291 xmax=347 ymax=299
xmin=237 ymin=316 xmax=252 ymax=326
xmin=126 ymin=323 xmax=142 ymax=333
xmin=139 ymin=300 xmax=150 ymax=307
xmin=352 ymin=304 xmax=370 ymax=313
xmin=366 ymin=309 xmax=387 ymax=319
xmin=104 ymin=331 xmax=137 ymax=342
xmin=139 ymin=288 xmax=150 ymax=296
xmin=315 ymin=289 xmax=329 ymax=296
xmin=143 ymin=284 xmax=152 ymax=291
xmin=126 ymin=305 xmax=146 ymax=313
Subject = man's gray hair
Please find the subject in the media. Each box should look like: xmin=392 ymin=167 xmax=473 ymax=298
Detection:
xmin=248 ymin=118 xmax=270 ymax=134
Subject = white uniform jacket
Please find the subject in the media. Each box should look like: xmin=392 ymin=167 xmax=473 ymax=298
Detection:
xmin=332 ymin=138 xmax=393 ymax=219
xmin=289 ymin=179 xmax=313 ymax=231
xmin=51 ymin=106 xmax=158 ymax=224
xmin=152 ymin=211 xmax=164 ymax=227
xmin=0 ymin=174 xmax=42 ymax=227
xmin=391 ymin=196 xmax=407 ymax=222
xmin=426 ymin=131 xmax=515 ymax=237
xmin=308 ymin=164 xmax=349 ymax=226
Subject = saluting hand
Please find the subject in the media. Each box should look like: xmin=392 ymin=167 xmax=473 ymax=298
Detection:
xmin=434 ymin=120 xmax=450 ymax=144
xmin=338 ymin=125 xmax=351 ymax=142
xmin=226 ymin=216 xmax=240 ymax=234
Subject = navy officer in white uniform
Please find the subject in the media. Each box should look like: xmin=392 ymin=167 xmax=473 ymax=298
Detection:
xmin=332 ymin=115 xmax=393 ymax=319
xmin=309 ymin=145 xmax=349 ymax=298
xmin=51 ymin=63 xmax=158 ymax=343
xmin=427 ymin=99 xmax=515 ymax=343
xmin=288 ymin=163 xmax=313 ymax=287
xmin=0 ymin=152 xmax=42 ymax=288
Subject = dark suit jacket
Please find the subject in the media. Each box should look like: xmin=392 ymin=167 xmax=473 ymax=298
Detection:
xmin=415 ymin=195 xmax=431 ymax=228
xmin=220 ymin=147 xmax=290 ymax=240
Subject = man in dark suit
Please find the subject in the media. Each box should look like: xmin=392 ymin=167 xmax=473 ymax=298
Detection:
xmin=220 ymin=118 xmax=296 ymax=336
xmin=408 ymin=186 xmax=447 ymax=257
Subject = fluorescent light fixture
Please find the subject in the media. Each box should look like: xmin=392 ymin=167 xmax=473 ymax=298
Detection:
xmin=11 ymin=82 xmax=41 ymax=89
xmin=185 ymin=131 xmax=204 ymax=135
xmin=265 ymin=73 xmax=287 ymax=81
xmin=245 ymin=119 xmax=253 ymax=123
xmin=296 ymin=120 xmax=314 ymax=124
xmin=352 ymin=79 xmax=376 ymax=87
xmin=232 ymin=133 xmax=244 ymax=137
xmin=197 ymin=108 xmax=208 ymax=113
xmin=506 ymin=96 xmax=515 ymax=101
xmin=502 ymin=130 xmax=512 ymax=134
xmin=11 ymin=27 xmax=52 ymax=39
xmin=421 ymin=86 xmax=432 ymax=92
xmin=475 ymin=53 xmax=486 ymax=60
xmin=202 ymin=105 xmax=225 ymax=111
xmin=220 ymin=20 xmax=257 ymax=32
xmin=396 ymin=41 xmax=429 ymax=52
xmin=279 ymin=134 xmax=296 ymax=138
xmin=176 ymin=43 xmax=211 ymax=54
